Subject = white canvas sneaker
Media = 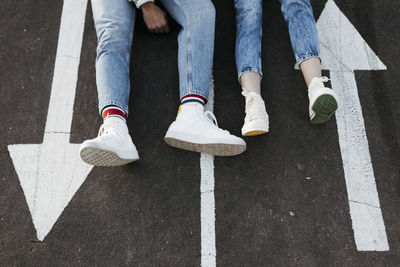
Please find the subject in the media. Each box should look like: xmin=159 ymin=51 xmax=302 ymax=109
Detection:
xmin=79 ymin=117 xmax=139 ymax=166
xmin=164 ymin=103 xmax=246 ymax=156
xmin=241 ymin=90 xmax=269 ymax=136
xmin=308 ymin=76 xmax=339 ymax=124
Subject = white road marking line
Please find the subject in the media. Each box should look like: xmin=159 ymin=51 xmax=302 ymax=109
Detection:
xmin=8 ymin=0 xmax=91 ymax=241
xmin=317 ymin=0 xmax=389 ymax=251
xmin=200 ymin=77 xmax=216 ymax=267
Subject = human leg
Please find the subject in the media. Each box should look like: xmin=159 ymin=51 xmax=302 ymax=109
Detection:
xmin=281 ymin=0 xmax=338 ymax=124
xmin=300 ymin=57 xmax=321 ymax=87
xmin=92 ymin=0 xmax=136 ymax=116
xmin=79 ymin=0 xmax=139 ymax=166
xmin=161 ymin=0 xmax=246 ymax=156
xmin=281 ymin=0 xmax=320 ymax=73
xmin=159 ymin=0 xmax=215 ymax=103
xmin=234 ymin=0 xmax=268 ymax=136
xmin=235 ymin=0 xmax=263 ymax=89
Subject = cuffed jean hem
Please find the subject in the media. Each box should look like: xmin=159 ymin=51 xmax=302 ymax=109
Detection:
xmin=238 ymin=67 xmax=263 ymax=83
xmin=294 ymin=54 xmax=321 ymax=69
xmin=180 ymin=90 xmax=209 ymax=103
xmin=99 ymin=101 xmax=129 ymax=117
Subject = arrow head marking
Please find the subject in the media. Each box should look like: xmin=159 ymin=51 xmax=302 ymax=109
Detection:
xmin=317 ymin=0 xmax=386 ymax=71
xmin=6 ymin=0 xmax=90 ymax=242
xmin=8 ymin=134 xmax=93 ymax=241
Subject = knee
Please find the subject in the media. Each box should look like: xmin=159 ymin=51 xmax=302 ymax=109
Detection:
xmin=281 ymin=0 xmax=312 ymax=21
xmin=96 ymin=21 xmax=133 ymax=53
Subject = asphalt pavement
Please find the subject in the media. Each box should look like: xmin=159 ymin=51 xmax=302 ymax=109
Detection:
xmin=1 ymin=0 xmax=399 ymax=266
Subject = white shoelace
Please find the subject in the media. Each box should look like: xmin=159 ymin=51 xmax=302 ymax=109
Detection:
xmin=320 ymin=76 xmax=330 ymax=83
xmin=98 ymin=115 xmax=123 ymax=137
xmin=98 ymin=124 xmax=112 ymax=136
xmin=98 ymin=115 xmax=110 ymax=136
xmin=204 ymin=111 xmax=218 ymax=127
xmin=204 ymin=110 xmax=230 ymax=134
xmin=242 ymin=91 xmax=266 ymax=121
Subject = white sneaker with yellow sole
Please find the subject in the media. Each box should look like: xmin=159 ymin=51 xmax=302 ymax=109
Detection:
xmin=241 ymin=90 xmax=269 ymax=136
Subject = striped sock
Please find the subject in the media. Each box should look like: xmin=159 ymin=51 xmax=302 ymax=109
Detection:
xmin=102 ymin=106 xmax=126 ymax=121
xmin=181 ymin=94 xmax=207 ymax=105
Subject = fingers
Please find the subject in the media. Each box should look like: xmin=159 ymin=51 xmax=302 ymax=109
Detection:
xmin=161 ymin=11 xmax=169 ymax=33
xmin=148 ymin=21 xmax=169 ymax=34
xmin=143 ymin=8 xmax=169 ymax=34
xmin=156 ymin=23 xmax=169 ymax=34
xmin=164 ymin=21 xmax=170 ymax=33
xmin=155 ymin=13 xmax=169 ymax=34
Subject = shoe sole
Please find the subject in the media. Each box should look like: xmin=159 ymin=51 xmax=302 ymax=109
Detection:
xmin=310 ymin=94 xmax=338 ymax=124
xmin=80 ymin=146 xmax=139 ymax=166
xmin=243 ymin=130 xmax=269 ymax=136
xmin=164 ymin=137 xmax=246 ymax=156
xmin=242 ymin=120 xmax=269 ymax=137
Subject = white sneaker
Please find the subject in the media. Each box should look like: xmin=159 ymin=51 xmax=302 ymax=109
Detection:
xmin=79 ymin=117 xmax=139 ymax=166
xmin=164 ymin=103 xmax=246 ymax=156
xmin=308 ymin=76 xmax=339 ymax=124
xmin=241 ymin=90 xmax=269 ymax=136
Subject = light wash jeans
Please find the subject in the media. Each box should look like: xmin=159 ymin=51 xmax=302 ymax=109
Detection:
xmin=234 ymin=0 xmax=320 ymax=81
xmin=91 ymin=0 xmax=215 ymax=116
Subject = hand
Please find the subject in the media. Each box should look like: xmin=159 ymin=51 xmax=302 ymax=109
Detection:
xmin=141 ymin=2 xmax=170 ymax=34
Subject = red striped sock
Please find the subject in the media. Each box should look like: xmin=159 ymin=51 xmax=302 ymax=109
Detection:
xmin=181 ymin=94 xmax=207 ymax=105
xmin=102 ymin=106 xmax=126 ymax=121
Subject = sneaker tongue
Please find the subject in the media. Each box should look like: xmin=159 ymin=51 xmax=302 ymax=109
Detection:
xmin=245 ymin=92 xmax=263 ymax=107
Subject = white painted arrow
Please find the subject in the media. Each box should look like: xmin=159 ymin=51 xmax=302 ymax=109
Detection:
xmin=7 ymin=0 xmax=91 ymax=241
xmin=317 ymin=0 xmax=389 ymax=251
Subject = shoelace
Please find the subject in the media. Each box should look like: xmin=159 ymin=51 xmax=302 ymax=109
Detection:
xmin=242 ymin=91 xmax=266 ymax=121
xmin=98 ymin=124 xmax=109 ymax=136
xmin=204 ymin=111 xmax=218 ymax=127
xmin=98 ymin=114 xmax=117 ymax=136
xmin=204 ymin=110 xmax=230 ymax=134
xmin=320 ymin=76 xmax=330 ymax=83
xmin=98 ymin=115 xmax=108 ymax=136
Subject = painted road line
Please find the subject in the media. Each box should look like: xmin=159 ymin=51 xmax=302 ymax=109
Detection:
xmin=200 ymin=77 xmax=216 ymax=267
xmin=7 ymin=0 xmax=91 ymax=241
xmin=318 ymin=0 xmax=389 ymax=251
xmin=330 ymin=72 xmax=388 ymax=251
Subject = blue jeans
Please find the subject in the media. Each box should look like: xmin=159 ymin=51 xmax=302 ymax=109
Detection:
xmin=234 ymin=0 xmax=320 ymax=81
xmin=91 ymin=0 xmax=215 ymax=116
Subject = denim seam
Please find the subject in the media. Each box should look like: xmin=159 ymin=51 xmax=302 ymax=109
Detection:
xmin=168 ymin=0 xmax=198 ymax=101
xmin=238 ymin=67 xmax=263 ymax=83
xmin=295 ymin=53 xmax=321 ymax=69
xmin=170 ymin=0 xmax=193 ymax=94
xmin=187 ymin=15 xmax=193 ymax=94
xmin=99 ymin=101 xmax=129 ymax=117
